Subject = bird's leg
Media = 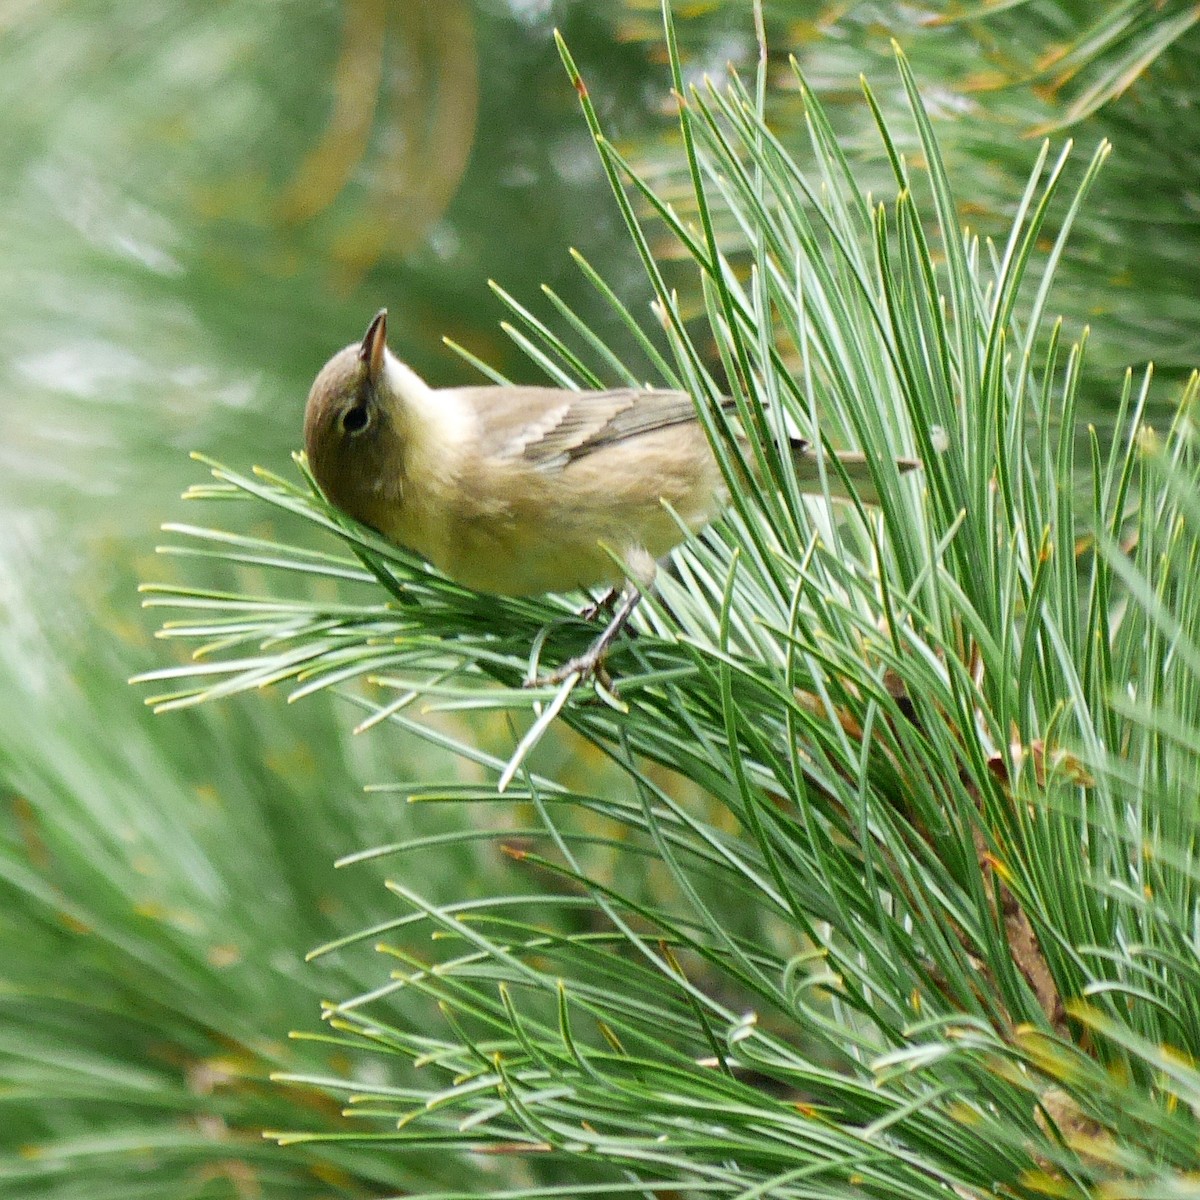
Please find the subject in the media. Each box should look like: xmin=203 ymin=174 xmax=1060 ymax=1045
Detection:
xmin=539 ymin=581 xmax=643 ymax=687
xmin=578 ymin=585 xmax=619 ymax=623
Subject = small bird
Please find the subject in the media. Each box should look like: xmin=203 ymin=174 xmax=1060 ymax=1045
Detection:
xmin=304 ymin=310 xmax=919 ymax=682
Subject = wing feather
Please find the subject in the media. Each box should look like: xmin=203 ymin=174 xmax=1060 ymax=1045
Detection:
xmin=448 ymin=385 xmax=733 ymax=469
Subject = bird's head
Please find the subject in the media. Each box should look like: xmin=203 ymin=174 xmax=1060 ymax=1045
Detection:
xmin=303 ymin=309 xmax=407 ymax=524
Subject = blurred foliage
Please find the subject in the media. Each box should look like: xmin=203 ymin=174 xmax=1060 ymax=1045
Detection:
xmin=3 ymin=0 xmax=1200 ymax=1197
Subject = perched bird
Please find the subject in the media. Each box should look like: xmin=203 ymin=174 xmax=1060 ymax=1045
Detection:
xmin=304 ymin=310 xmax=919 ymax=682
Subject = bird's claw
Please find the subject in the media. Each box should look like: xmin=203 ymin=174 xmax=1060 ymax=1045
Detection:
xmin=532 ymin=650 xmax=614 ymax=691
xmin=577 ymin=587 xmax=619 ymax=623
xmin=526 ymin=583 xmax=643 ymax=691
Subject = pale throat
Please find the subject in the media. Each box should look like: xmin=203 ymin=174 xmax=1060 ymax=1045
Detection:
xmin=380 ymin=349 xmax=473 ymax=497
xmin=381 ymin=349 xmax=433 ymax=409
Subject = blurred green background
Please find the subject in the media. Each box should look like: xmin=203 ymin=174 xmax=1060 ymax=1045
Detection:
xmin=2 ymin=1 xmax=1198 ymax=1195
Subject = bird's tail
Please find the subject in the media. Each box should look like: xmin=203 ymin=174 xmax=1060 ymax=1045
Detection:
xmin=789 ymin=441 xmax=921 ymax=506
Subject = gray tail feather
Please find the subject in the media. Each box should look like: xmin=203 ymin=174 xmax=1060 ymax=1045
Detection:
xmin=789 ymin=441 xmax=921 ymax=505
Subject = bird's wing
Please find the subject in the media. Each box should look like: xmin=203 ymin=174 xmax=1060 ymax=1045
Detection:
xmin=450 ymin=386 xmax=720 ymax=469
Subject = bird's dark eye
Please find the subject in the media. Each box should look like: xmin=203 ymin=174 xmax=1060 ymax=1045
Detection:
xmin=341 ymin=405 xmax=370 ymax=434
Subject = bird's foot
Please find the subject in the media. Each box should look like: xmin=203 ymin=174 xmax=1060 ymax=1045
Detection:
xmin=577 ymin=586 xmax=619 ymax=623
xmin=538 ymin=647 xmax=614 ymax=691
xmin=527 ymin=583 xmax=643 ymax=691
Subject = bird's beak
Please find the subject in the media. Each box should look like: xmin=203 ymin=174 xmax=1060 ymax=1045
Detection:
xmin=359 ymin=309 xmax=388 ymax=384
